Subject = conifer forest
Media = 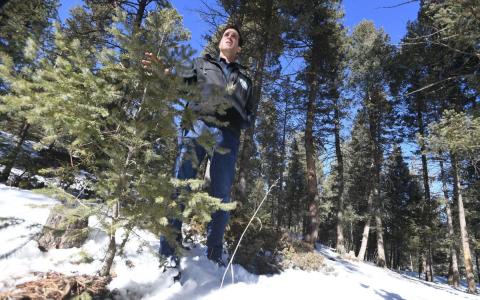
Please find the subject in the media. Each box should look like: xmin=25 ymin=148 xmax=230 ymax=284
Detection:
xmin=0 ymin=0 xmax=479 ymax=296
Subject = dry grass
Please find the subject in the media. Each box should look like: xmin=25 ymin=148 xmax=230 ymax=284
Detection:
xmin=280 ymin=239 xmax=327 ymax=272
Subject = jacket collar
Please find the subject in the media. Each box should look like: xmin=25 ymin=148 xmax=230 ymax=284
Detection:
xmin=204 ymin=53 xmax=247 ymax=70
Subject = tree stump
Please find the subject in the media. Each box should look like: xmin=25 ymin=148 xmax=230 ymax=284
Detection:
xmin=37 ymin=205 xmax=89 ymax=251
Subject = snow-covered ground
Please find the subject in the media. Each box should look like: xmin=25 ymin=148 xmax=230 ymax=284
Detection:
xmin=0 ymin=183 xmax=478 ymax=299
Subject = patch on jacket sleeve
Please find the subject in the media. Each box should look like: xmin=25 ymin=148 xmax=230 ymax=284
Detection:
xmin=239 ymin=78 xmax=248 ymax=90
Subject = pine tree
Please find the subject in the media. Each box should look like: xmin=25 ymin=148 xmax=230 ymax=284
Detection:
xmin=438 ymin=155 xmax=460 ymax=287
xmin=282 ymin=0 xmax=343 ymax=245
xmin=0 ymin=0 xmax=58 ymax=182
xmin=426 ymin=110 xmax=479 ymax=293
xmin=348 ymin=20 xmax=396 ymax=267
xmin=344 ymin=111 xmax=373 ymax=260
xmin=425 ymin=0 xmax=479 ymax=92
xmin=284 ymin=135 xmax=307 ymax=231
xmin=382 ymin=145 xmax=423 ymax=270
xmin=218 ymin=0 xmax=285 ymax=208
xmin=0 ymin=0 xmax=57 ymax=68
xmin=1 ymin=5 xmax=234 ymax=276
xmin=274 ymin=78 xmax=301 ymax=228
xmin=256 ymin=96 xmax=283 ymax=226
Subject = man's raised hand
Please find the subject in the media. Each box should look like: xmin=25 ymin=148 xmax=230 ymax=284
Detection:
xmin=142 ymin=52 xmax=170 ymax=75
xmin=142 ymin=52 xmax=159 ymax=68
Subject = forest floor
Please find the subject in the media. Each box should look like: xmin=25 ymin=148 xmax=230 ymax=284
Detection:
xmin=0 ymin=183 xmax=479 ymax=299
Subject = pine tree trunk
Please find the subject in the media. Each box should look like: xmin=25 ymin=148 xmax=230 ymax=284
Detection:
xmin=412 ymin=78 xmax=435 ymax=281
xmin=99 ymin=221 xmax=117 ymax=277
xmin=233 ymin=1 xmax=273 ymax=207
xmin=99 ymin=145 xmax=133 ymax=277
xmin=395 ymin=244 xmax=400 ymax=270
xmin=389 ymin=243 xmax=394 ymax=268
xmin=427 ymin=244 xmax=434 ymax=281
xmin=451 ymin=153 xmax=477 ymax=293
xmin=375 ymin=202 xmax=386 ymax=267
xmin=270 ymin=191 xmax=276 ymax=227
xmin=421 ymin=246 xmax=433 ymax=281
xmin=440 ymin=158 xmax=460 ymax=287
xmin=287 ymin=209 xmax=293 ymax=229
xmin=133 ymin=0 xmax=148 ymax=30
xmin=0 ymin=121 xmax=30 ymax=182
xmin=357 ymin=190 xmax=373 ymax=260
xmin=99 ymin=200 xmax=120 ymax=277
xmin=334 ymin=101 xmax=345 ymax=254
xmin=349 ymin=220 xmax=354 ymax=253
xmin=416 ymin=96 xmax=432 ymax=204
xmin=446 ymin=201 xmax=460 ymax=287
xmin=476 ymin=251 xmax=480 ymax=283
xmin=367 ymin=91 xmax=386 ymax=268
xmin=234 ymin=59 xmax=265 ymax=206
xmin=448 ymin=253 xmax=456 ymax=286
xmin=117 ymin=226 xmax=132 ymax=257
xmin=418 ymin=255 xmax=423 ymax=279
xmin=410 ymin=253 xmax=414 ymax=272
xmin=421 ymin=248 xmax=433 ymax=281
xmin=303 ymin=73 xmax=319 ymax=245
xmin=421 ymin=255 xmax=427 ymax=279
xmin=277 ymin=93 xmax=289 ymax=228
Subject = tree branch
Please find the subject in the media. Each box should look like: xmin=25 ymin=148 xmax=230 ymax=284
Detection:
xmin=375 ymin=0 xmax=418 ymax=9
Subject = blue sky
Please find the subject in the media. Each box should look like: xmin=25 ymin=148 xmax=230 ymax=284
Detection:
xmin=58 ymin=0 xmax=420 ymax=53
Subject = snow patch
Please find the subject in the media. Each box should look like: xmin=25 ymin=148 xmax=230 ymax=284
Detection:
xmin=0 ymin=184 xmax=478 ymax=300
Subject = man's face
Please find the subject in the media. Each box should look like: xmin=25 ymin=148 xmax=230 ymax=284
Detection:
xmin=218 ymin=28 xmax=241 ymax=58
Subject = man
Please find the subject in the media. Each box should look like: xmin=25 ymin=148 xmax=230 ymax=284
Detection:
xmin=144 ymin=25 xmax=253 ymax=272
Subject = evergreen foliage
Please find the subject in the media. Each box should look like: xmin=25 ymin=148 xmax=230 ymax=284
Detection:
xmin=1 ymin=5 xmax=233 ymax=276
xmin=382 ymin=145 xmax=423 ymax=269
xmin=0 ymin=0 xmax=58 ymax=182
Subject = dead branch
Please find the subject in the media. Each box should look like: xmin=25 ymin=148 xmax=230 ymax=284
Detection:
xmin=0 ymin=272 xmax=110 ymax=300
xmin=376 ymin=0 xmax=418 ymax=9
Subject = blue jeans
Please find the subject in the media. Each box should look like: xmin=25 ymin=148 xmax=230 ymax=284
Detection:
xmin=160 ymin=120 xmax=240 ymax=261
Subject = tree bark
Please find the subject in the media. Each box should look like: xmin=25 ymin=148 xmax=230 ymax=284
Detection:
xmin=426 ymin=244 xmax=434 ymax=281
xmin=277 ymin=89 xmax=289 ymax=228
xmin=416 ymin=95 xmax=432 ymax=206
xmin=421 ymin=255 xmax=427 ymax=279
xmin=476 ymin=251 xmax=480 ymax=283
xmin=367 ymin=91 xmax=386 ymax=267
xmin=0 ymin=121 xmax=30 ymax=182
xmin=334 ymin=100 xmax=345 ymax=254
xmin=233 ymin=0 xmax=273 ymax=207
xmin=99 ymin=215 xmax=117 ymax=277
xmin=440 ymin=158 xmax=460 ymax=287
xmin=451 ymin=153 xmax=477 ymax=293
xmin=417 ymin=102 xmax=435 ymax=282
xmin=409 ymin=253 xmax=414 ymax=272
xmin=117 ymin=225 xmax=132 ymax=257
xmin=375 ymin=203 xmax=386 ymax=267
xmin=99 ymin=146 xmax=133 ymax=276
xmin=388 ymin=242 xmax=394 ymax=268
xmin=357 ymin=190 xmax=373 ymax=260
xmin=303 ymin=71 xmax=319 ymax=245
xmin=133 ymin=0 xmax=148 ymax=31
xmin=418 ymin=255 xmax=422 ymax=279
